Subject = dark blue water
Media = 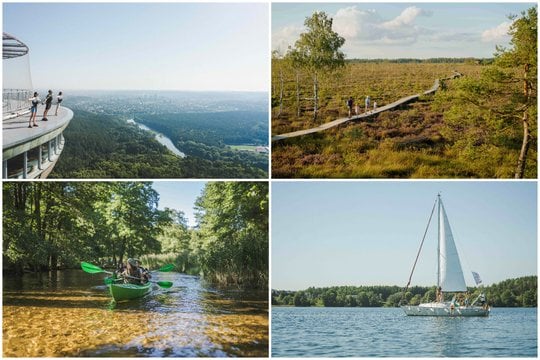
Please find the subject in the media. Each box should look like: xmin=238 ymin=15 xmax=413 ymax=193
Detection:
xmin=272 ymin=307 xmax=537 ymax=357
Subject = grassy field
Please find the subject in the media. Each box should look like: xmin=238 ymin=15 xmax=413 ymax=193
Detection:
xmin=271 ymin=62 xmax=536 ymax=178
xmin=230 ymin=145 xmax=262 ymax=151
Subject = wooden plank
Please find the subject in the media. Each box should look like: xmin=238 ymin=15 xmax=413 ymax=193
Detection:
xmin=272 ymin=72 xmax=461 ymax=142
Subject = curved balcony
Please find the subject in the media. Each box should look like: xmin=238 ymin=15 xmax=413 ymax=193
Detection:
xmin=3 ymin=105 xmax=73 ymax=178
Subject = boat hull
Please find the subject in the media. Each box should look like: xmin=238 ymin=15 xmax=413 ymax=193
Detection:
xmin=108 ymin=282 xmax=152 ymax=302
xmin=402 ymin=303 xmax=490 ymax=317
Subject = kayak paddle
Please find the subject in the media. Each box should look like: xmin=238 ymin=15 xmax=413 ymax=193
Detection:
xmin=153 ymin=264 xmax=175 ymax=272
xmin=116 ymin=274 xmax=173 ymax=289
xmin=81 ymin=261 xmax=113 ymax=275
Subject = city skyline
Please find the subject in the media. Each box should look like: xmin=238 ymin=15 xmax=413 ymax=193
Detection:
xmin=272 ymin=3 xmax=535 ymax=59
xmin=3 ymin=3 xmax=268 ymax=91
xmin=272 ymin=181 xmax=537 ymax=290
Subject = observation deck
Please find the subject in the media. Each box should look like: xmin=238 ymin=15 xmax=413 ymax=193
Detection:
xmin=3 ymin=105 xmax=73 ymax=178
xmin=3 ymin=32 xmax=73 ymax=179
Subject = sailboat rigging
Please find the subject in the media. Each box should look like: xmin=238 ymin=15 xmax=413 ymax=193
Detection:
xmin=401 ymin=194 xmax=490 ymax=317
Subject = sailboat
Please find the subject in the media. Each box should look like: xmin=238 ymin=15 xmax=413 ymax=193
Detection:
xmin=401 ymin=194 xmax=490 ymax=317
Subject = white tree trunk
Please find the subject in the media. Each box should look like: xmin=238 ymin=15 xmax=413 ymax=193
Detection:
xmin=313 ymin=73 xmax=318 ymax=121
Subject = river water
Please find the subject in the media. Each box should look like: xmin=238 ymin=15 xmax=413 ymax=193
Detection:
xmin=3 ymin=270 xmax=268 ymax=357
xmin=127 ymin=119 xmax=186 ymax=158
xmin=272 ymin=307 xmax=537 ymax=357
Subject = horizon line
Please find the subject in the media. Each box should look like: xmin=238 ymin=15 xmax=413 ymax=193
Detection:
xmin=31 ymin=88 xmax=269 ymax=93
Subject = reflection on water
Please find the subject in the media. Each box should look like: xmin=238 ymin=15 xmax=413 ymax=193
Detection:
xmin=127 ymin=118 xmax=186 ymax=158
xmin=3 ymin=271 xmax=268 ymax=357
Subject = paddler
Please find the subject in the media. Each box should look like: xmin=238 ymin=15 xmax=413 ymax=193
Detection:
xmin=122 ymin=258 xmax=151 ymax=285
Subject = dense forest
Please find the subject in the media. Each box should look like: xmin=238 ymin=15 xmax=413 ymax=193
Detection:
xmin=272 ymin=276 xmax=537 ymax=308
xmin=271 ymin=8 xmax=537 ymax=178
xmin=137 ymin=111 xmax=267 ymax=148
xmin=3 ymin=182 xmax=268 ymax=289
xmin=51 ymin=110 xmax=267 ymax=179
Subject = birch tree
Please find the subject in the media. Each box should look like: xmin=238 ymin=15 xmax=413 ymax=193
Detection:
xmin=292 ymin=11 xmax=345 ymax=121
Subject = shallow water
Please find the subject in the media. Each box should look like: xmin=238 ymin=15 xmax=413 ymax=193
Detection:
xmin=272 ymin=307 xmax=537 ymax=357
xmin=3 ymin=270 xmax=268 ymax=357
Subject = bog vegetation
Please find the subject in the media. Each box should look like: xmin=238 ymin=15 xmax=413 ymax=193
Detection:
xmin=3 ymin=182 xmax=268 ymax=289
xmin=272 ymin=276 xmax=537 ymax=308
xmin=272 ymin=8 xmax=537 ymax=178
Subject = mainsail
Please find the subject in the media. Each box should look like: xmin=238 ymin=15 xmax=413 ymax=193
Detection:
xmin=438 ymin=197 xmax=467 ymax=292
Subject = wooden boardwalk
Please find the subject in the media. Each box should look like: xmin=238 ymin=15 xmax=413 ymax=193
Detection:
xmin=272 ymin=72 xmax=461 ymax=142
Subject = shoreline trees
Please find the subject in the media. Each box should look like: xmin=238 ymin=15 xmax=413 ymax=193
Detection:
xmin=272 ymin=276 xmax=537 ymax=308
xmin=3 ymin=181 xmax=269 ymax=289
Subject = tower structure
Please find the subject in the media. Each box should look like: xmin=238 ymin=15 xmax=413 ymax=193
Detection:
xmin=2 ymin=32 xmax=73 ymax=178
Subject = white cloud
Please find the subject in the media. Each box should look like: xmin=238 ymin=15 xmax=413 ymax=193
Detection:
xmin=332 ymin=5 xmax=430 ymax=45
xmin=481 ymin=21 xmax=511 ymax=42
xmin=381 ymin=6 xmax=432 ymax=30
xmin=333 ymin=6 xmax=379 ymax=39
xmin=271 ymin=25 xmax=303 ymax=54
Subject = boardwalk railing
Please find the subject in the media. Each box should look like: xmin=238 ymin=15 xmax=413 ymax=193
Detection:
xmin=272 ymin=72 xmax=461 ymax=142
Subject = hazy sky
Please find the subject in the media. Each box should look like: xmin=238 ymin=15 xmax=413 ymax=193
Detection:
xmin=3 ymin=3 xmax=269 ymax=91
xmin=272 ymin=3 xmax=535 ymax=58
xmin=272 ymin=181 xmax=537 ymax=290
xmin=152 ymin=181 xmax=206 ymax=228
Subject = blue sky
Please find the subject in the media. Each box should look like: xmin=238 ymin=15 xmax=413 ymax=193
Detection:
xmin=3 ymin=3 xmax=269 ymax=91
xmin=152 ymin=181 xmax=206 ymax=228
xmin=272 ymin=181 xmax=537 ymax=290
xmin=272 ymin=3 xmax=536 ymax=58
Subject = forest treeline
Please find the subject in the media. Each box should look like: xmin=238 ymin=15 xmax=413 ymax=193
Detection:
xmin=51 ymin=110 xmax=267 ymax=179
xmin=3 ymin=182 xmax=268 ymax=289
xmin=347 ymin=58 xmax=493 ymax=64
xmin=136 ymin=111 xmax=268 ymax=172
xmin=272 ymin=276 xmax=537 ymax=308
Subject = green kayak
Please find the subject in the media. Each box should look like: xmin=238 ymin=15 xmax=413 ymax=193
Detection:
xmin=108 ymin=282 xmax=152 ymax=302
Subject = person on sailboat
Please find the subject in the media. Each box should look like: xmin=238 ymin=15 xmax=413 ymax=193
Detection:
xmin=436 ymin=286 xmax=443 ymax=302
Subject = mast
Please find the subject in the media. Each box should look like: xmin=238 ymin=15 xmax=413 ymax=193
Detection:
xmin=437 ymin=193 xmax=440 ymax=288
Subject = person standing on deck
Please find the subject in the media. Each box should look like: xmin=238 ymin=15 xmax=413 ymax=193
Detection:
xmin=347 ymin=97 xmax=353 ymax=118
xmin=28 ymin=92 xmax=40 ymax=128
xmin=373 ymin=101 xmax=377 ymax=111
xmin=365 ymin=95 xmax=371 ymax=113
xmin=54 ymin=91 xmax=63 ymax=116
xmin=42 ymin=89 xmax=53 ymax=121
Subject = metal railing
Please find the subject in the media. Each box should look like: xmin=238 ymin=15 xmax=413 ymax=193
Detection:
xmin=3 ymin=88 xmax=31 ymax=119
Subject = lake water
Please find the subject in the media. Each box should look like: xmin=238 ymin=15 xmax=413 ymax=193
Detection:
xmin=272 ymin=307 xmax=537 ymax=357
xmin=127 ymin=119 xmax=186 ymax=158
xmin=3 ymin=270 xmax=268 ymax=357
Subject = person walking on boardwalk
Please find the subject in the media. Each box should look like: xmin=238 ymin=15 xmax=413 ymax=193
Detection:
xmin=54 ymin=91 xmax=63 ymax=116
xmin=373 ymin=101 xmax=377 ymax=111
xmin=347 ymin=97 xmax=354 ymax=118
xmin=28 ymin=92 xmax=40 ymax=128
xmin=365 ymin=95 xmax=371 ymax=113
xmin=42 ymin=89 xmax=53 ymax=121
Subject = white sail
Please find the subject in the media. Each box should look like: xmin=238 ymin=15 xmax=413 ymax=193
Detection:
xmin=439 ymin=198 xmax=467 ymax=292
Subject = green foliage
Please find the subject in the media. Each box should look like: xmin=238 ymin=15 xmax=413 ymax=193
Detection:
xmin=272 ymin=276 xmax=537 ymax=308
xmin=271 ymin=7 xmax=538 ymax=178
xmin=194 ymin=182 xmax=268 ymax=289
xmin=292 ymin=11 xmax=345 ymax=73
xmin=3 ymin=182 xmax=166 ymax=272
xmin=3 ymin=182 xmax=269 ymax=290
xmin=52 ymin=109 xmax=267 ymax=179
